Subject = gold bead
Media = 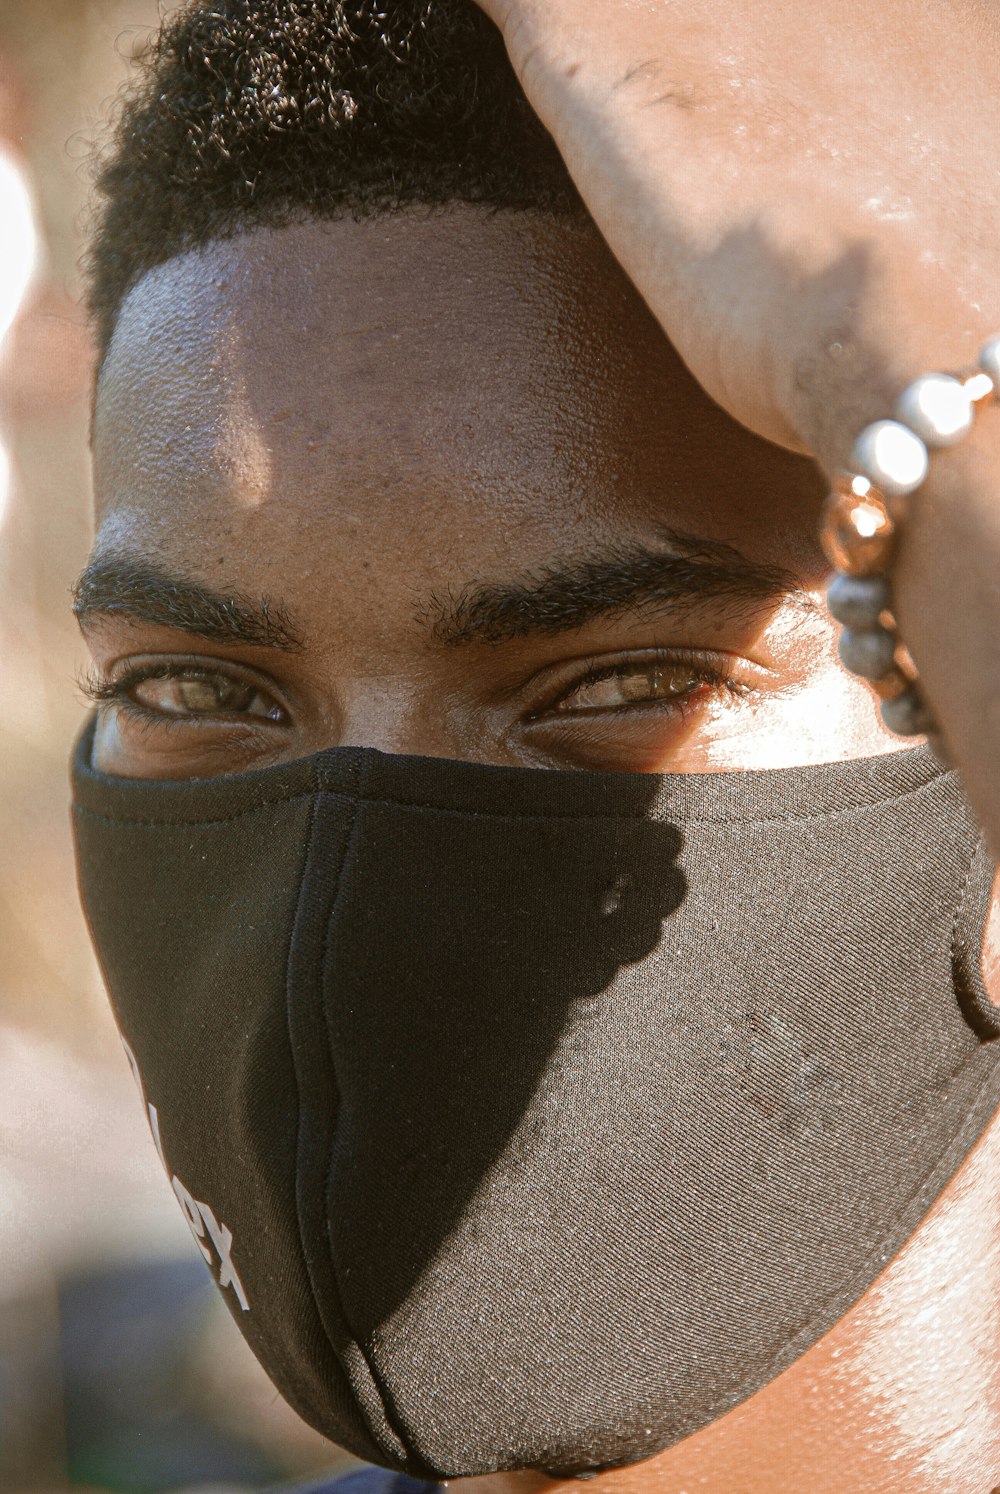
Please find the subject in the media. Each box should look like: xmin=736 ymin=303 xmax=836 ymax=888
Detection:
xmin=871 ymin=666 xmax=909 ymax=701
xmin=820 ymin=475 xmax=896 ymax=576
xmin=894 ymin=641 xmax=917 ymax=678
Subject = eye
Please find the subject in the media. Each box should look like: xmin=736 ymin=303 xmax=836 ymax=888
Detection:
xmin=85 ymin=661 xmax=289 ymax=724
xmin=131 ymin=670 xmax=283 ymax=719
xmin=550 ymin=658 xmax=726 ymax=714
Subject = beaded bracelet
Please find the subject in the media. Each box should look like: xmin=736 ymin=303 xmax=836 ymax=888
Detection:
xmin=821 ymin=333 xmax=1000 ymax=737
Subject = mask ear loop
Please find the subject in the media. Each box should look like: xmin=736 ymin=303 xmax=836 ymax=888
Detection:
xmin=951 ymin=834 xmax=1000 ymax=1042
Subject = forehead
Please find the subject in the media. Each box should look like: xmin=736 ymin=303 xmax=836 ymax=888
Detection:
xmin=92 ymin=208 xmax=824 ymax=583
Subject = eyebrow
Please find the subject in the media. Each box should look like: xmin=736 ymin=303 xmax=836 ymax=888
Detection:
xmin=431 ymin=528 xmax=807 ymax=645
xmin=72 ymin=557 xmax=304 ymax=651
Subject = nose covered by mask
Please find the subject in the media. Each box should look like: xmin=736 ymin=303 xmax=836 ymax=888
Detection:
xmin=71 ymin=726 xmax=999 ymax=1479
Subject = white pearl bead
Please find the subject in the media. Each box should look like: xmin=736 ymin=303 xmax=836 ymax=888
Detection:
xmin=980 ymin=335 xmax=1000 ymax=396
xmin=895 ymin=373 xmax=973 ymax=446
xmin=850 ymin=420 xmax=929 ymax=497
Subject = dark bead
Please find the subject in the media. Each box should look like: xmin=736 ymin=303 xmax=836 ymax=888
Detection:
xmin=881 ymin=687 xmax=935 ymax=737
xmin=838 ymin=625 xmax=897 ymax=681
xmin=828 ymin=572 xmax=891 ymax=630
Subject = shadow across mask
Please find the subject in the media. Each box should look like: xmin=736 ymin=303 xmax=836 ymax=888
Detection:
xmin=71 ymin=733 xmax=1000 ymax=1480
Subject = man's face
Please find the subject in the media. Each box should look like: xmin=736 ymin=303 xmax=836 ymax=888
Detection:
xmin=78 ymin=207 xmax=1000 ymax=1489
xmin=81 ymin=208 xmax=898 ymax=779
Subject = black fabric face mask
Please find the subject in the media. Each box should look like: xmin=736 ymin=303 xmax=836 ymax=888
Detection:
xmin=71 ymin=724 xmax=1000 ymax=1479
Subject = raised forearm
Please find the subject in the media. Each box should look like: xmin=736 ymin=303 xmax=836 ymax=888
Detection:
xmin=790 ymin=322 xmax=1000 ymax=851
xmin=477 ymin=0 xmax=1000 ymax=839
xmin=894 ymin=418 xmax=1000 ymax=850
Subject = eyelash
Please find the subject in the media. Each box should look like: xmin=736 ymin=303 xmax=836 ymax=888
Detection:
xmin=541 ymin=650 xmax=752 ymax=716
xmin=80 ymin=660 xmax=286 ymax=736
xmin=82 ymin=660 xmax=223 ymax=705
xmin=82 ymin=650 xmax=751 ymax=731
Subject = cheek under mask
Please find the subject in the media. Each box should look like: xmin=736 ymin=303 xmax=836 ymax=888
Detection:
xmin=71 ymin=726 xmax=1000 ymax=1479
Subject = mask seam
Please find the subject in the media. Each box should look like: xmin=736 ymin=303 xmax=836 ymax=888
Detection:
xmin=73 ymin=770 xmax=951 ymax=830
xmin=74 ymin=792 xmax=318 ymax=828
xmin=284 ymin=791 xmax=414 ymax=1469
xmin=312 ymin=792 xmax=431 ymax=1474
xmin=285 ymin=788 xmax=335 ymax=1405
xmin=284 ymin=792 xmax=376 ymax=1452
xmin=331 ymin=775 xmax=948 ymax=826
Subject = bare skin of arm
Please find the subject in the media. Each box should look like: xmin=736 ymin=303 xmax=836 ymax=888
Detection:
xmin=472 ymin=0 xmax=1000 ymax=848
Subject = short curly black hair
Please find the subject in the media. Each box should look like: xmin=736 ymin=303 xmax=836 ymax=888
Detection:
xmin=86 ymin=0 xmax=582 ymax=364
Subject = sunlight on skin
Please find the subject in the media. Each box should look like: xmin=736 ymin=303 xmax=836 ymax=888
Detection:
xmin=0 ymin=442 xmax=9 ymax=533
xmin=88 ymin=212 xmax=901 ymax=780
xmin=0 ymin=146 xmax=37 ymax=535
xmin=85 ymin=209 xmax=1000 ymax=1489
xmin=213 ymin=311 xmax=277 ymax=511
xmin=452 ymin=1115 xmax=1000 ymax=1492
xmin=0 ymin=149 xmax=36 ymax=343
xmin=851 ymin=1117 xmax=1000 ymax=1485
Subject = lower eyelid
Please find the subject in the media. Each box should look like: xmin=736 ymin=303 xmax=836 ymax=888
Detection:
xmin=113 ymin=699 xmax=283 ymax=741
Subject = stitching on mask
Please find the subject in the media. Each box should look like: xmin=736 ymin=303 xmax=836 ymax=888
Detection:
xmin=310 ymin=791 xmax=427 ymax=1471
xmin=286 ymin=790 xmax=425 ymax=1469
xmin=74 ymin=768 xmax=952 ymax=830
xmin=285 ymin=786 xmax=322 ymax=1300
xmin=279 ymin=795 xmax=387 ymax=1450
xmin=74 ymin=791 xmax=319 ymax=828
xmin=338 ymin=773 xmax=951 ymax=827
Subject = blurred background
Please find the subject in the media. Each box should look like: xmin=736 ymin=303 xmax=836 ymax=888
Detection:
xmin=0 ymin=3 xmax=353 ymax=1490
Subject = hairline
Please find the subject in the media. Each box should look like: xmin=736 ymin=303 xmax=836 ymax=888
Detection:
xmin=92 ymin=198 xmax=585 ymax=399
